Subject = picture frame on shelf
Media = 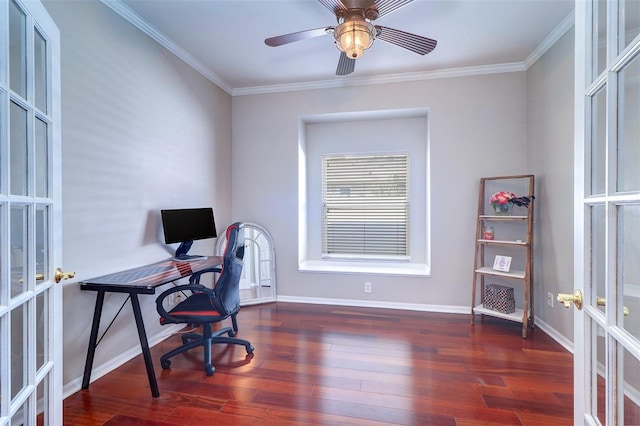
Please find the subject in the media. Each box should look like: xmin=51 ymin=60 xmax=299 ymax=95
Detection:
xmin=493 ymin=255 xmax=512 ymax=272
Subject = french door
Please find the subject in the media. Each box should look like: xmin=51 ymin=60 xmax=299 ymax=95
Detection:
xmin=574 ymin=0 xmax=640 ymax=424
xmin=0 ymin=0 xmax=63 ymax=424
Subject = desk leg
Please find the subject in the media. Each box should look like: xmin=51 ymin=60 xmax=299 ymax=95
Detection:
xmin=130 ymin=293 xmax=160 ymax=398
xmin=82 ymin=290 xmax=105 ymax=390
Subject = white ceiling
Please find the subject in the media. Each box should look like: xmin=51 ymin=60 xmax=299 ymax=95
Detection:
xmin=114 ymin=0 xmax=575 ymax=94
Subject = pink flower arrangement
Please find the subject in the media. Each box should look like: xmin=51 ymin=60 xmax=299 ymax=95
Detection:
xmin=490 ymin=191 xmax=515 ymax=208
xmin=489 ymin=191 xmax=535 ymax=213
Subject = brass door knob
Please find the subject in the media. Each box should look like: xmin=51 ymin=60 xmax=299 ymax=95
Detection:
xmin=557 ymin=290 xmax=583 ymax=310
xmin=54 ymin=268 xmax=75 ymax=283
xmin=596 ymin=297 xmax=630 ymax=316
xmin=18 ymin=273 xmax=45 ymax=284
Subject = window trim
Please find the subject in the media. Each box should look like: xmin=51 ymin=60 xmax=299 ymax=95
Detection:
xmin=298 ymin=108 xmax=431 ymax=277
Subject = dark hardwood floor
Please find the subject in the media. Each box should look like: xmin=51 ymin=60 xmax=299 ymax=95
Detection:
xmin=64 ymin=302 xmax=574 ymax=425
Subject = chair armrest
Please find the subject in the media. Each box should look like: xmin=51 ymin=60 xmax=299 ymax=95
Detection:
xmin=188 ymin=267 xmax=222 ymax=284
xmin=155 ymin=284 xmax=216 ymax=323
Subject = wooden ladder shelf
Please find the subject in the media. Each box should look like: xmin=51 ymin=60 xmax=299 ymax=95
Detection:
xmin=470 ymin=174 xmax=535 ymax=338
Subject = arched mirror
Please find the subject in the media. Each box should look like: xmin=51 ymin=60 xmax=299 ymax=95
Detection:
xmin=216 ymin=223 xmax=276 ymax=305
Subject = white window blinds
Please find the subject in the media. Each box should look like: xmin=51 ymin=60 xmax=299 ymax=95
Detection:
xmin=322 ymin=154 xmax=409 ymax=258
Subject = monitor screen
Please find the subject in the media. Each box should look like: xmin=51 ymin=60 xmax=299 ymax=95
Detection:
xmin=161 ymin=208 xmax=217 ymax=244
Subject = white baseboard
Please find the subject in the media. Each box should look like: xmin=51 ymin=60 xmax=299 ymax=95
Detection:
xmin=63 ymin=324 xmax=183 ymax=399
xmin=275 ymin=295 xmax=470 ymax=314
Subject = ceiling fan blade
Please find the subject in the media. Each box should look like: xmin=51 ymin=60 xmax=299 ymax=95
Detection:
xmin=318 ymin=0 xmax=348 ymax=14
xmin=265 ymin=27 xmax=334 ymax=47
xmin=374 ymin=0 xmax=414 ymax=18
xmin=375 ymin=26 xmax=437 ymax=55
xmin=336 ymin=52 xmax=355 ymax=75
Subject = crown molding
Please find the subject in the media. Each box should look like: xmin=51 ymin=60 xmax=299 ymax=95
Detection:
xmin=103 ymin=0 xmax=574 ymax=98
xmin=100 ymin=0 xmax=233 ymax=95
xmin=232 ymin=62 xmax=526 ymax=96
xmin=524 ymin=10 xmax=575 ymax=69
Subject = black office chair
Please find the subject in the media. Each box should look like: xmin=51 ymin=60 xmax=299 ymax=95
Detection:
xmin=156 ymin=222 xmax=254 ymax=375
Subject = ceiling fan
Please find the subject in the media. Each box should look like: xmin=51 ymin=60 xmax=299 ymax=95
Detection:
xmin=264 ymin=0 xmax=437 ymax=76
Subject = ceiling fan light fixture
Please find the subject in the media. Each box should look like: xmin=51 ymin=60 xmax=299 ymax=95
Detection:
xmin=334 ymin=20 xmax=375 ymax=59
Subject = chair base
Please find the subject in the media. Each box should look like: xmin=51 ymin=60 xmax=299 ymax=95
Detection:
xmin=160 ymin=324 xmax=254 ymax=376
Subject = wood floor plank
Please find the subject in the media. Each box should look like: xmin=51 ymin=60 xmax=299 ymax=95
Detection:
xmin=64 ymin=302 xmax=574 ymax=425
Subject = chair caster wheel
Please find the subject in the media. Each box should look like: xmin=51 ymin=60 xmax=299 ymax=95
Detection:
xmin=205 ymin=365 xmax=215 ymax=376
xmin=161 ymin=360 xmax=171 ymax=369
xmin=228 ymin=330 xmax=236 ymax=337
xmin=247 ymin=345 xmax=255 ymax=354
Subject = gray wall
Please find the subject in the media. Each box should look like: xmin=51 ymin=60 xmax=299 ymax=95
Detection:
xmin=43 ymin=0 xmax=576 ymax=393
xmin=231 ymin=73 xmax=529 ymax=307
xmin=42 ymin=0 xmax=233 ymax=389
xmin=527 ymin=28 xmax=575 ymax=343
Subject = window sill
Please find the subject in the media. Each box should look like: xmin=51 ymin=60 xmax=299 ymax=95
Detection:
xmin=299 ymin=260 xmax=430 ymax=277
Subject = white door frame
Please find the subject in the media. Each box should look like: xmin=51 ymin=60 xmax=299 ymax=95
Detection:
xmin=0 ymin=0 xmax=62 ymax=424
xmin=574 ymin=0 xmax=640 ymax=424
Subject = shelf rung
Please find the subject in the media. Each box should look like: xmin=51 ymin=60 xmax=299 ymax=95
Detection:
xmin=477 ymin=239 xmax=528 ymax=246
xmin=479 ymin=215 xmax=528 ymax=220
xmin=475 ymin=266 xmax=526 ymax=279
xmin=473 ymin=305 xmax=525 ymax=323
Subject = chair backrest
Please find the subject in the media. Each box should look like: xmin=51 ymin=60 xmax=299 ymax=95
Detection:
xmin=212 ymin=222 xmax=245 ymax=316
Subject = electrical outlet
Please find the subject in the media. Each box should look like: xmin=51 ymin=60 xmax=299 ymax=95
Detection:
xmin=547 ymin=292 xmax=554 ymax=308
xmin=364 ymin=282 xmax=372 ymax=293
xmin=168 ymin=291 xmax=181 ymax=308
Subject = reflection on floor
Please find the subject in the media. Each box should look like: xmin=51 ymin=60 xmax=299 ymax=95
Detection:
xmin=240 ymin=285 xmax=274 ymax=303
xmin=61 ymin=302 xmax=601 ymax=425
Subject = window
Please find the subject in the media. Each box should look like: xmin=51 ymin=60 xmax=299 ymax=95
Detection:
xmin=322 ymin=154 xmax=409 ymax=259
xmin=299 ymin=110 xmax=429 ymax=276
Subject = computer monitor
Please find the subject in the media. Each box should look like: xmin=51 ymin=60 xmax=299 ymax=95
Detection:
xmin=161 ymin=208 xmax=217 ymax=260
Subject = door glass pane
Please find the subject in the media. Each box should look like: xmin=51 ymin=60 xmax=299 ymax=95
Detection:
xmin=622 ymin=347 xmax=640 ymax=425
xmin=0 ymin=319 xmax=3 ymax=413
xmin=593 ymin=322 xmax=606 ymax=425
xmin=9 ymin=0 xmax=27 ymax=98
xmin=591 ymin=204 xmax=607 ymax=313
xmin=591 ymin=88 xmax=607 ymax=195
xmin=593 ymin=0 xmax=608 ymax=80
xmin=37 ymin=376 xmax=48 ymax=425
xmin=620 ymin=0 xmax=640 ymax=53
xmin=10 ymin=101 xmax=28 ymax=196
xmin=36 ymin=291 xmax=48 ymax=370
xmin=11 ymin=204 xmax=28 ymax=298
xmin=35 ymin=205 xmax=49 ymax=283
xmin=11 ymin=397 xmax=29 ymax=426
xmin=34 ymin=28 xmax=47 ymax=113
xmin=619 ymin=204 xmax=639 ymax=340
xmin=11 ymin=399 xmax=29 ymax=426
xmin=11 ymin=305 xmax=26 ymax=400
xmin=617 ymin=54 xmax=640 ymax=192
xmin=0 ymin=205 xmax=4 ymax=301
xmin=35 ymin=118 xmax=48 ymax=198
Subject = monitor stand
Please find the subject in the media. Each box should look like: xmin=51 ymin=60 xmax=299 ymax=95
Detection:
xmin=174 ymin=240 xmax=193 ymax=258
xmin=172 ymin=241 xmax=205 ymax=261
xmin=173 ymin=241 xmax=207 ymax=262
